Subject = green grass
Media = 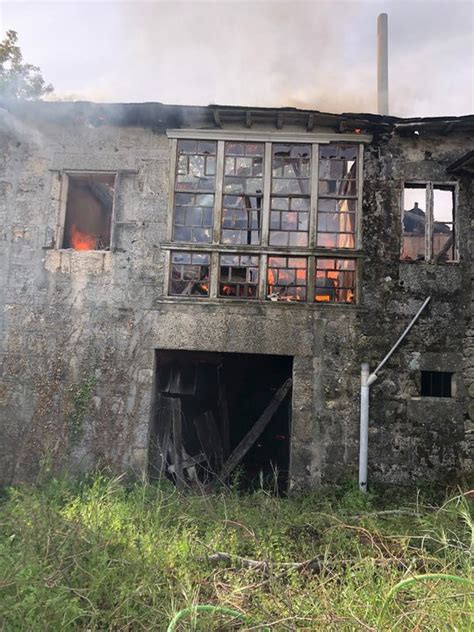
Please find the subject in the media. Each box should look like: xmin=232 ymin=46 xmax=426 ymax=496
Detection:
xmin=0 ymin=475 xmax=472 ymax=631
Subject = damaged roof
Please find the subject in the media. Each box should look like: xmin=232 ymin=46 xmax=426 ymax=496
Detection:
xmin=1 ymin=99 xmax=474 ymax=137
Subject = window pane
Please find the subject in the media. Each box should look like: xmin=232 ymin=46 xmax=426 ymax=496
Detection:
xmin=401 ymin=184 xmax=427 ymax=261
xmin=175 ymin=140 xmax=217 ymax=191
xmin=173 ymin=191 xmax=214 ymax=244
xmin=219 ymin=254 xmax=259 ymax=298
xmin=314 ymin=258 xmax=356 ymax=303
xmin=221 ymin=142 xmax=264 ymax=245
xmin=271 ymin=145 xmax=311 ymax=248
xmin=318 ymin=143 xmax=357 ymax=197
xmin=317 ymin=198 xmax=356 ymax=249
xmin=433 ymin=186 xmax=455 ymax=262
xmin=267 ymin=256 xmax=307 ymax=302
xmin=170 ymin=251 xmax=210 ymax=296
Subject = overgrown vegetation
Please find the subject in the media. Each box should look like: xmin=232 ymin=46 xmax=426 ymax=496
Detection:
xmin=0 ymin=476 xmax=472 ymax=630
xmin=0 ymin=30 xmax=53 ymax=99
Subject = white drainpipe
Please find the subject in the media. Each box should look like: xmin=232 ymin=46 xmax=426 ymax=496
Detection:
xmin=359 ymin=296 xmax=432 ymax=492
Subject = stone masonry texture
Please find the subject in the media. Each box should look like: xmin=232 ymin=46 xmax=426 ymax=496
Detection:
xmin=0 ymin=101 xmax=472 ymax=489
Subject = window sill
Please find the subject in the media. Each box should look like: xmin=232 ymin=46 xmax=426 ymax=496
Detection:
xmin=161 ymin=242 xmax=364 ymax=257
xmin=400 ymin=259 xmax=460 ymax=266
xmin=44 ymin=249 xmax=112 ymax=274
xmin=156 ymin=296 xmax=362 ymax=310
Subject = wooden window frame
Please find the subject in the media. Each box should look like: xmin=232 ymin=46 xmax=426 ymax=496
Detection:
xmin=400 ymin=180 xmax=459 ymax=263
xmin=54 ymin=169 xmax=120 ymax=252
xmin=165 ymin=131 xmax=369 ymax=303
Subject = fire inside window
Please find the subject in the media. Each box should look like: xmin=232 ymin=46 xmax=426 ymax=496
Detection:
xmin=170 ymin=140 xmax=361 ymax=303
xmin=169 ymin=252 xmax=210 ymax=296
xmin=401 ymin=183 xmax=456 ymax=262
xmin=63 ymin=173 xmax=115 ymax=250
xmin=317 ymin=144 xmax=358 ymax=248
xmin=219 ymin=254 xmax=259 ymax=298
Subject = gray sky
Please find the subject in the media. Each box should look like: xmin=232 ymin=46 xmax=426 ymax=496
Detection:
xmin=1 ymin=0 xmax=473 ymax=116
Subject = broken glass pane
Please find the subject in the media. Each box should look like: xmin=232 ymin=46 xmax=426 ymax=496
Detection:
xmin=173 ymin=192 xmax=214 ymax=243
xmin=221 ymin=191 xmax=262 ymax=245
xmin=314 ymin=258 xmax=356 ymax=303
xmin=319 ymin=143 xmax=358 ymax=197
xmin=317 ymin=197 xmax=356 ymax=249
xmin=267 ymin=256 xmax=307 ymax=302
xmin=219 ymin=254 xmax=259 ymax=298
xmin=170 ymin=251 xmax=210 ymax=296
xmin=269 ymin=196 xmax=309 ymax=247
xmin=175 ymin=140 xmax=216 ymax=195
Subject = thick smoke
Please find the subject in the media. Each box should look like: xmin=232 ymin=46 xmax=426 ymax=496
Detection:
xmin=3 ymin=0 xmax=473 ymax=116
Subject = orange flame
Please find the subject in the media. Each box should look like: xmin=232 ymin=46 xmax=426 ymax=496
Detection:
xmin=70 ymin=224 xmax=96 ymax=251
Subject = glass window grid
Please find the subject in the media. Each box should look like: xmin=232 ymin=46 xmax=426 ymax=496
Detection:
xmin=219 ymin=254 xmax=259 ymax=298
xmin=270 ymin=144 xmax=311 ymax=247
xmin=315 ymin=258 xmax=356 ymax=304
xmin=169 ymin=252 xmax=358 ymax=303
xmin=317 ymin=144 xmax=358 ymax=249
xmin=172 ymin=140 xmax=217 ymax=244
xmin=221 ymin=141 xmax=264 ymax=245
xmin=169 ymin=139 xmax=363 ymax=303
xmin=169 ymin=251 xmax=211 ymax=296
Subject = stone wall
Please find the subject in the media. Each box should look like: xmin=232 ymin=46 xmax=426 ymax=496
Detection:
xmin=0 ymin=105 xmax=472 ymax=488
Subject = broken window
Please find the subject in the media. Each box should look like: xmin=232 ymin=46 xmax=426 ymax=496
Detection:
xmin=167 ymin=137 xmax=363 ymax=303
xmin=222 ymin=142 xmax=263 ymax=245
xmin=401 ymin=182 xmax=456 ymax=262
xmin=420 ymin=371 xmax=453 ymax=397
xmin=62 ymin=173 xmax=115 ymax=250
xmin=219 ymin=254 xmax=259 ymax=298
xmin=169 ymin=251 xmax=210 ymax=296
xmin=270 ymin=144 xmax=311 ymax=246
xmin=317 ymin=144 xmax=357 ymax=248
xmin=267 ymin=256 xmax=307 ymax=302
xmin=315 ymin=258 xmax=356 ymax=303
xmin=173 ymin=140 xmax=216 ymax=243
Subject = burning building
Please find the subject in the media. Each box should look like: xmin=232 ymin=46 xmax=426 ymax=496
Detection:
xmin=0 ymin=100 xmax=472 ymax=490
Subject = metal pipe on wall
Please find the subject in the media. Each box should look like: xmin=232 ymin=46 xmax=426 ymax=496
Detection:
xmin=359 ymin=297 xmax=432 ymax=493
xmin=359 ymin=363 xmax=370 ymax=492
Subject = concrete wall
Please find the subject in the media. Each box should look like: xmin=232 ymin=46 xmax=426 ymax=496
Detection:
xmin=0 ymin=107 xmax=472 ymax=488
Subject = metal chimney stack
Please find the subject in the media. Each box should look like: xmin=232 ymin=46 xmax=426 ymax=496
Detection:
xmin=377 ymin=13 xmax=389 ymax=115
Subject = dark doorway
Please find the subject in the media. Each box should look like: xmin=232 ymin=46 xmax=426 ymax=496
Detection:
xmin=149 ymin=350 xmax=293 ymax=492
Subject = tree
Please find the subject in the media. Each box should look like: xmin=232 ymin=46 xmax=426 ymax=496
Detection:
xmin=0 ymin=30 xmax=53 ymax=99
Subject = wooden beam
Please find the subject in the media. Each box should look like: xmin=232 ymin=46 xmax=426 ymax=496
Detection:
xmin=171 ymin=397 xmax=184 ymax=487
xmin=218 ymin=365 xmax=231 ymax=459
xmin=246 ymin=110 xmax=252 ymax=128
xmin=276 ymin=112 xmax=283 ymax=129
xmin=219 ymin=378 xmax=292 ymax=482
xmin=307 ymin=113 xmax=315 ymax=132
xmin=193 ymin=410 xmax=223 ymax=467
xmin=168 ymin=452 xmax=206 ymax=474
xmin=157 ymin=396 xmax=173 ymax=476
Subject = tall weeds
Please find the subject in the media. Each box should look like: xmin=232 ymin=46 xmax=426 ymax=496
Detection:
xmin=0 ymin=476 xmax=472 ymax=630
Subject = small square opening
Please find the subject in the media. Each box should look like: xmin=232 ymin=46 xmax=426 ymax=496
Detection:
xmin=420 ymin=371 xmax=453 ymax=398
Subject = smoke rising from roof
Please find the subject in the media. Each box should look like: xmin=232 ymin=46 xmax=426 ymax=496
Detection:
xmin=2 ymin=0 xmax=473 ymax=116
